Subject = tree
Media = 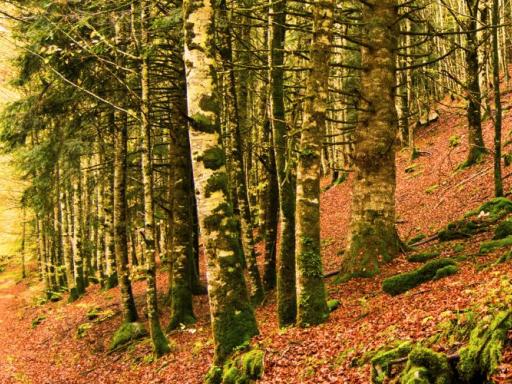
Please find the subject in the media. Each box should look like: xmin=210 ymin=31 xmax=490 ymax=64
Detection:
xmin=342 ymin=0 xmax=402 ymax=277
xmin=182 ymin=0 xmax=258 ymax=366
xmin=294 ymin=0 xmax=334 ymax=327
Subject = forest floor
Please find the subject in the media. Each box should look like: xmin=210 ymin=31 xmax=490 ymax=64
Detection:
xmin=2 ymin=93 xmax=512 ymax=383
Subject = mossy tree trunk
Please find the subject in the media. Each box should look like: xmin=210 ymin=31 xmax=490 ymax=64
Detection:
xmin=182 ymin=0 xmax=258 ymax=365
xmin=72 ymin=168 xmax=85 ymax=296
xmin=113 ymin=16 xmax=138 ymax=324
xmin=492 ymin=0 xmax=503 ymax=197
xmin=168 ymin=88 xmax=197 ymax=330
xmin=464 ymin=0 xmax=486 ymax=166
xmin=294 ymin=0 xmax=333 ymax=327
xmin=269 ymin=0 xmax=297 ymax=327
xmin=218 ymin=0 xmax=264 ymax=305
xmin=139 ymin=0 xmax=169 ymax=356
xmin=342 ymin=0 xmax=402 ymax=277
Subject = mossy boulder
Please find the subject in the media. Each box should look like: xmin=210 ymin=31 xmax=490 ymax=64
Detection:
xmin=206 ymin=349 xmax=265 ymax=384
xmin=479 ymin=236 xmax=512 ymax=254
xmin=494 ymin=220 xmax=512 ymax=240
xmin=407 ymin=251 xmax=440 ymax=263
xmin=400 ymin=347 xmax=453 ymax=384
xmin=465 ymin=197 xmax=512 ymax=222
xmin=371 ymin=341 xmax=414 ymax=384
xmin=109 ymin=322 xmax=148 ymax=351
xmin=438 ymin=220 xmax=480 ymax=242
xmin=382 ymin=259 xmax=457 ymax=296
xmin=457 ymin=310 xmax=512 ymax=382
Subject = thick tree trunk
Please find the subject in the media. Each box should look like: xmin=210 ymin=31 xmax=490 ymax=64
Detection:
xmin=269 ymin=0 xmax=297 ymax=327
xmin=295 ymin=0 xmax=333 ymax=327
xmin=182 ymin=0 xmax=258 ymax=366
xmin=342 ymin=0 xmax=402 ymax=277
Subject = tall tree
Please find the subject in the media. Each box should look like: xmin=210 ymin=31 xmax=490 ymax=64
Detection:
xmin=342 ymin=0 xmax=402 ymax=277
xmin=294 ymin=0 xmax=333 ymax=327
xmin=182 ymin=0 xmax=258 ymax=367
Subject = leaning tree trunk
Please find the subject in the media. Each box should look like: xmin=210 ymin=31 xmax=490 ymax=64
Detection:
xmin=269 ymin=0 xmax=297 ymax=327
xmin=139 ymin=1 xmax=169 ymax=357
xmin=182 ymin=0 xmax=258 ymax=366
xmin=342 ymin=0 xmax=402 ymax=277
xmin=294 ymin=0 xmax=333 ymax=327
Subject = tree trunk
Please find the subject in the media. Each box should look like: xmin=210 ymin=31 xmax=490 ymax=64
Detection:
xmin=295 ymin=0 xmax=333 ymax=327
xmin=465 ymin=0 xmax=486 ymax=166
xmin=492 ymin=0 xmax=504 ymax=196
xmin=139 ymin=0 xmax=169 ymax=356
xmin=269 ymin=0 xmax=297 ymax=327
xmin=182 ymin=0 xmax=258 ymax=365
xmin=342 ymin=0 xmax=402 ymax=277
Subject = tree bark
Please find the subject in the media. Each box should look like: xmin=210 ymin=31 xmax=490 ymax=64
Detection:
xmin=182 ymin=0 xmax=258 ymax=365
xmin=342 ymin=0 xmax=402 ymax=277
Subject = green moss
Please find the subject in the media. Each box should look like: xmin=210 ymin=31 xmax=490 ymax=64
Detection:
xmin=205 ymin=366 xmax=222 ymax=384
xmin=205 ymin=172 xmax=229 ymax=198
xmin=465 ymin=197 xmax=512 ymax=222
xmin=407 ymin=251 xmax=440 ymax=263
xmin=457 ymin=310 xmax=512 ymax=382
xmin=241 ymin=349 xmax=265 ymax=379
xmin=433 ymin=265 xmax=458 ymax=280
xmin=494 ymin=219 xmax=512 ymax=239
xmin=77 ymin=322 xmax=92 ymax=339
xmin=31 ymin=315 xmax=46 ymax=328
xmin=382 ymin=259 xmax=457 ymax=296
xmin=408 ymin=233 xmax=427 ymax=245
xmin=200 ymin=147 xmax=226 ymax=170
xmin=109 ymin=322 xmax=148 ymax=351
xmin=495 ymin=250 xmax=512 ymax=264
xmin=206 ymin=349 xmax=264 ymax=384
xmin=453 ymin=244 xmax=465 ymax=253
xmin=371 ymin=341 xmax=414 ymax=384
xmin=479 ymin=236 xmax=512 ymax=253
xmin=327 ymin=299 xmax=340 ymax=312
xmin=191 ymin=112 xmax=217 ymax=133
xmin=400 ymin=347 xmax=453 ymax=384
xmin=438 ymin=219 xmax=480 ymax=242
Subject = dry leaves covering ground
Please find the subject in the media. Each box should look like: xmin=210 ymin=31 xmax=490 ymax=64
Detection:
xmin=1 ymin=93 xmax=512 ymax=383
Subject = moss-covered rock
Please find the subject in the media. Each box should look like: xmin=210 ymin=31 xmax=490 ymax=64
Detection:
xmin=407 ymin=251 xmax=440 ymax=263
xmin=371 ymin=341 xmax=414 ymax=384
xmin=494 ymin=219 xmax=512 ymax=239
xmin=457 ymin=310 xmax=512 ymax=382
xmin=433 ymin=265 xmax=458 ymax=280
xmin=109 ymin=322 xmax=148 ymax=351
xmin=438 ymin=220 xmax=480 ymax=242
xmin=465 ymin=197 xmax=512 ymax=222
xmin=400 ymin=347 xmax=453 ymax=384
xmin=479 ymin=236 xmax=512 ymax=254
xmin=382 ymin=259 xmax=457 ymax=296
xmin=205 ymin=349 xmax=265 ymax=384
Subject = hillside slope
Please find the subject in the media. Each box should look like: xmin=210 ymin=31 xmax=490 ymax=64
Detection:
xmin=0 ymin=93 xmax=512 ymax=383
